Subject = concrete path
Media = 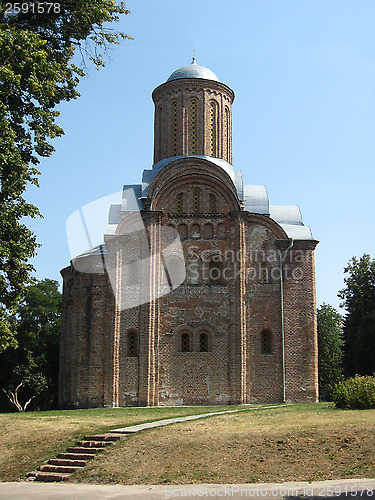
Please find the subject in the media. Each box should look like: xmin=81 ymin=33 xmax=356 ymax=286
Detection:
xmin=1 ymin=478 xmax=375 ymax=499
xmin=110 ymin=404 xmax=289 ymax=434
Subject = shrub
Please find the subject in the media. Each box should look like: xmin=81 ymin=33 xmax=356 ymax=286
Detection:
xmin=331 ymin=375 xmax=375 ymax=409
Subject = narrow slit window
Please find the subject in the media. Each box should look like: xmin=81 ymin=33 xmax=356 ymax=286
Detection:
xmin=261 ymin=266 xmax=269 ymax=284
xmin=261 ymin=329 xmax=272 ymax=354
xmin=176 ymin=192 xmax=183 ymax=214
xmin=199 ymin=333 xmax=209 ymax=352
xmin=190 ymin=99 xmax=197 ymax=154
xmin=158 ymin=105 xmax=163 ymax=156
xmin=172 ymin=100 xmax=177 ymax=155
xmin=209 ymin=194 xmax=216 ymax=214
xmin=193 ymin=190 xmax=200 ymax=214
xmin=209 ymin=101 xmax=217 ymax=157
xmin=181 ymin=333 xmax=191 ymax=352
xmin=128 ymin=331 xmax=138 ymax=357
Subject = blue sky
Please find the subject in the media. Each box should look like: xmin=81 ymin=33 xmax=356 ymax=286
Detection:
xmin=26 ymin=0 xmax=375 ymax=311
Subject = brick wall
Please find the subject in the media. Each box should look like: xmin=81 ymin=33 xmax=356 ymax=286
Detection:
xmin=59 ymin=161 xmax=318 ymax=408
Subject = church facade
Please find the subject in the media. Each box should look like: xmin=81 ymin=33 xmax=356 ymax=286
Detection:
xmin=59 ymin=59 xmax=319 ymax=408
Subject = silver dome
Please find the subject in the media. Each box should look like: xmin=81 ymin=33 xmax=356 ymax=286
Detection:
xmin=167 ymin=57 xmax=219 ymax=82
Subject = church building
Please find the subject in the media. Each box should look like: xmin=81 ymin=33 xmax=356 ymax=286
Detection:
xmin=59 ymin=59 xmax=319 ymax=408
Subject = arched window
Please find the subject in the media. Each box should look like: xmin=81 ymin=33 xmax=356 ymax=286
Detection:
xmin=193 ymin=189 xmax=200 ymax=214
xmin=176 ymin=192 xmax=183 ymax=214
xmin=261 ymin=266 xmax=269 ymax=284
xmin=217 ymin=223 xmax=226 ymax=239
xmin=158 ymin=105 xmax=163 ymax=156
xmin=199 ymin=333 xmax=209 ymax=352
xmin=209 ymin=194 xmax=216 ymax=214
xmin=261 ymin=329 xmax=272 ymax=355
xmin=127 ymin=331 xmax=138 ymax=357
xmin=178 ymin=223 xmax=188 ymax=240
xmin=190 ymin=99 xmax=197 ymax=154
xmin=181 ymin=332 xmax=191 ymax=352
xmin=203 ymin=223 xmax=214 ymax=239
xmin=172 ymin=100 xmax=178 ymax=155
xmin=209 ymin=101 xmax=218 ymax=157
xmin=191 ymin=223 xmax=200 ymax=239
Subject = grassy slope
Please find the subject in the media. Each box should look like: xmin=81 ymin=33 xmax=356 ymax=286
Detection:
xmin=1 ymin=403 xmax=374 ymax=484
xmin=0 ymin=405 xmax=243 ymax=481
xmin=72 ymin=403 xmax=375 ymax=485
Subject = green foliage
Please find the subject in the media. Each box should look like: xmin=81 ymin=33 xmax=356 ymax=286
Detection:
xmin=0 ymin=2 xmax=130 ymax=350
xmin=338 ymin=254 xmax=375 ymax=377
xmin=317 ymin=303 xmax=343 ymax=400
xmin=331 ymin=375 xmax=375 ymax=409
xmin=0 ymin=279 xmax=62 ymax=411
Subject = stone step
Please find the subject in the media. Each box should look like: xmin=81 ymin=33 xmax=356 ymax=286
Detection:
xmin=67 ymin=446 xmax=104 ymax=454
xmin=26 ymin=431 xmax=123 ymax=482
xmin=48 ymin=458 xmax=86 ymax=467
xmin=38 ymin=464 xmax=80 ymax=474
xmin=76 ymin=440 xmax=112 ymax=448
xmin=83 ymin=434 xmax=121 ymax=442
xmin=58 ymin=452 xmax=95 ymax=460
xmin=30 ymin=471 xmax=69 ymax=482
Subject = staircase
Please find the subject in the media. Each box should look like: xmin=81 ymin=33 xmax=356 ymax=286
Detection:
xmin=27 ymin=433 xmax=122 ymax=482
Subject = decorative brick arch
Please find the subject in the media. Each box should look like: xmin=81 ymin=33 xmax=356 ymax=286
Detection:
xmin=146 ymin=158 xmax=240 ymax=214
xmin=245 ymin=212 xmax=289 ymax=240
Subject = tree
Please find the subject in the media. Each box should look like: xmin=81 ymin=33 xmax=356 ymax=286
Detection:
xmin=338 ymin=254 xmax=375 ymax=377
xmin=0 ymin=2 xmax=130 ymax=350
xmin=3 ymin=382 xmax=35 ymax=412
xmin=0 ymin=279 xmax=62 ymax=411
xmin=317 ymin=303 xmax=343 ymax=400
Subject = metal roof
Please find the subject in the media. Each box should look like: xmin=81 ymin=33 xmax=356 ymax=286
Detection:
xmin=74 ymin=244 xmax=107 ymax=259
xmin=142 ymin=155 xmax=237 ymax=196
xmin=102 ymin=180 xmax=313 ymax=242
xmin=167 ymin=58 xmax=219 ymax=83
xmin=234 ymin=171 xmax=244 ymax=200
xmin=278 ymin=223 xmax=313 ymax=240
xmin=103 ymin=169 xmax=314 ymax=240
xmin=243 ymin=185 xmax=269 ymax=214
xmin=269 ymin=205 xmax=313 ymax=240
xmin=269 ymin=205 xmax=303 ymax=226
